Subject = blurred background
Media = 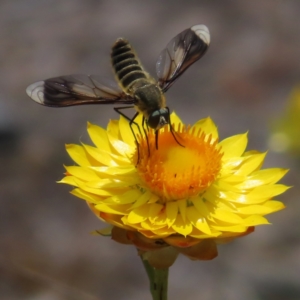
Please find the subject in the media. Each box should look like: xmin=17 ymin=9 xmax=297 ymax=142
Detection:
xmin=1 ymin=0 xmax=300 ymax=299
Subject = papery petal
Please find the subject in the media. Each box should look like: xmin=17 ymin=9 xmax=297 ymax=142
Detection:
xmin=220 ymin=133 xmax=248 ymax=160
xmin=87 ymin=122 xmax=111 ymax=152
xmin=172 ymin=215 xmax=193 ymax=236
xmin=65 ymin=144 xmax=91 ymax=167
xmin=192 ymin=117 xmax=218 ymax=141
xmin=170 ymin=112 xmax=183 ymax=128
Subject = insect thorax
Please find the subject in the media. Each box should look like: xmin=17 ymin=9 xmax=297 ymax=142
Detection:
xmin=132 ymin=81 xmax=166 ymax=118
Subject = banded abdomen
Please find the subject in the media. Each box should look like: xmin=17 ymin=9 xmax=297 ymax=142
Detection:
xmin=111 ymin=38 xmax=152 ymax=93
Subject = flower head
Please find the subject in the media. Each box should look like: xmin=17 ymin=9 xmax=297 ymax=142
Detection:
xmin=60 ymin=113 xmax=288 ymax=266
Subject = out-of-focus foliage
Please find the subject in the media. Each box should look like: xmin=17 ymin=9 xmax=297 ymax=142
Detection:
xmin=269 ymin=87 xmax=300 ymax=156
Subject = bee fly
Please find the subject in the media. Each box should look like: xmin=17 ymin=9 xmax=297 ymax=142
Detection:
xmin=26 ymin=24 xmax=210 ymax=161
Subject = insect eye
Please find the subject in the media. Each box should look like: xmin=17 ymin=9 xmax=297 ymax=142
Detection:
xmin=148 ymin=108 xmax=169 ymax=130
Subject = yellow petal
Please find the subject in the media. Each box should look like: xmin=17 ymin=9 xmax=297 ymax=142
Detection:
xmin=153 ymin=211 xmax=168 ymax=226
xmin=66 ymin=144 xmax=90 ymax=167
xmin=235 ymin=152 xmax=266 ymax=176
xmin=186 ymin=206 xmax=213 ymax=235
xmin=64 ymin=166 xmax=100 ymax=182
xmin=97 ymin=212 xmax=132 ymax=229
xmin=214 ymin=180 xmax=245 ymax=194
xmin=87 ymin=122 xmax=111 ymax=152
xmin=121 ymin=217 xmax=144 ymax=230
xmin=242 ymin=215 xmax=270 ymax=226
xmin=107 ymin=119 xmax=120 ymax=139
xmin=170 ymin=112 xmax=183 ymax=128
xmin=211 ymin=209 xmax=243 ymax=224
xmin=75 ymin=180 xmax=119 ymax=197
xmin=95 ymin=203 xmax=131 ymax=215
xmin=172 ymin=214 xmax=193 ymax=236
xmin=127 ymin=205 xmax=149 ymax=223
xmin=140 ymin=220 xmax=166 ymax=231
xmin=107 ymin=118 xmax=133 ymax=156
xmin=130 ymin=190 xmax=152 ymax=209
xmin=148 ymin=193 xmax=160 ymax=204
xmin=211 ymin=224 xmax=248 ymax=232
xmin=263 ymin=200 xmax=286 ymax=213
xmin=220 ymin=133 xmax=248 ymax=160
xmin=150 ymin=227 xmax=176 ymax=237
xmin=148 ymin=203 xmax=164 ymax=222
xmin=70 ymin=188 xmax=103 ymax=203
xmin=221 ymin=173 xmax=246 ymax=184
xmin=82 ymin=178 xmax=138 ymax=190
xmin=207 ymin=184 xmax=289 ymax=205
xmin=192 ymin=117 xmax=218 ymax=141
xmin=245 ymin=184 xmax=290 ymax=203
xmin=191 ymin=197 xmax=211 ymax=217
xmin=237 ymin=168 xmax=289 ymax=189
xmin=178 ymin=199 xmax=187 ymax=221
xmin=222 ymin=157 xmax=245 ymax=171
xmin=104 ymin=189 xmax=142 ymax=204
xmin=166 ymin=201 xmax=178 ymax=227
xmin=189 ymin=228 xmax=221 ymax=239
xmin=74 ymin=182 xmax=124 ymax=196
xmin=91 ymin=165 xmax=136 ymax=176
xmin=133 ymin=112 xmax=144 ymax=127
xmin=215 ymin=226 xmax=254 ymax=240
xmin=236 ymin=201 xmax=285 ymax=215
xmin=82 ymin=144 xmax=128 ymax=166
xmin=59 ymin=175 xmax=80 ymax=187
xmin=118 ymin=115 xmax=136 ymax=147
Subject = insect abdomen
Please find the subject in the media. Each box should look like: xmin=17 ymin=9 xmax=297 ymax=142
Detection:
xmin=111 ymin=39 xmax=148 ymax=92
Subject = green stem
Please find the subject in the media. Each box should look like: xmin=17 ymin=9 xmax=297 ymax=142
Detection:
xmin=142 ymin=258 xmax=169 ymax=300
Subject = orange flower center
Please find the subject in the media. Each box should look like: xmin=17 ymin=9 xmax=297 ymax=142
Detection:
xmin=135 ymin=124 xmax=223 ymax=202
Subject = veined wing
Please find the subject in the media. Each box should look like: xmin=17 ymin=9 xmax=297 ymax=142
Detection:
xmin=26 ymin=74 xmax=135 ymax=107
xmin=156 ymin=24 xmax=210 ymax=92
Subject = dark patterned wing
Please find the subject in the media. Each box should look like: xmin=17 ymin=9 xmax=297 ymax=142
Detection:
xmin=156 ymin=24 xmax=210 ymax=92
xmin=26 ymin=74 xmax=135 ymax=107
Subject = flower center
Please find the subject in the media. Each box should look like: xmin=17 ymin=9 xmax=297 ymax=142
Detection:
xmin=135 ymin=124 xmax=223 ymax=202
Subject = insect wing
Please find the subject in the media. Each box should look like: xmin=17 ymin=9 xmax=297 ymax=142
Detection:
xmin=26 ymin=74 xmax=134 ymax=107
xmin=156 ymin=24 xmax=210 ymax=92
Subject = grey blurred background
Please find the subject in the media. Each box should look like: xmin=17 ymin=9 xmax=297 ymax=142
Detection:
xmin=1 ymin=1 xmax=299 ymax=299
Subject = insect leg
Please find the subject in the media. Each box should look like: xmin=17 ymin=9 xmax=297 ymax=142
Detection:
xmin=114 ymin=106 xmax=143 ymax=164
xmin=155 ymin=130 xmax=159 ymax=150
xmin=166 ymin=107 xmax=185 ymax=147
xmin=142 ymin=116 xmax=150 ymax=156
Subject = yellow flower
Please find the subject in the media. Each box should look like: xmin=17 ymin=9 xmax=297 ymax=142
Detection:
xmin=60 ymin=113 xmax=288 ymax=266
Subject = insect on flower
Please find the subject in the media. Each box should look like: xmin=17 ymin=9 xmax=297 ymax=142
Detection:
xmin=26 ymin=25 xmax=210 ymax=160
